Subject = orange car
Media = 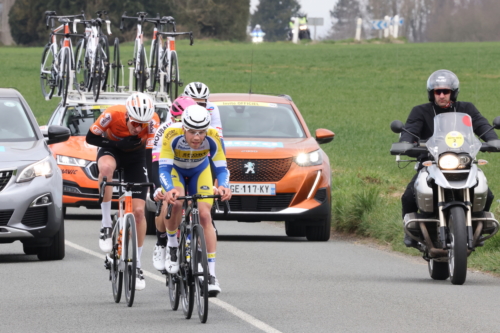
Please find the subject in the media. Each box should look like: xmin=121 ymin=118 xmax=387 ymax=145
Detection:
xmin=44 ymin=93 xmax=168 ymax=233
xmin=210 ymin=93 xmax=334 ymax=241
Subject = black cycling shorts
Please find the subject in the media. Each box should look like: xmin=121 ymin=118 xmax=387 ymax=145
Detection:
xmin=97 ymin=147 xmax=148 ymax=200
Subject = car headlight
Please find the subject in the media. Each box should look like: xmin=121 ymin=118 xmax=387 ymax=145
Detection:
xmin=57 ymin=155 xmax=90 ymax=167
xmin=17 ymin=156 xmax=54 ymax=182
xmin=295 ymin=150 xmax=322 ymax=167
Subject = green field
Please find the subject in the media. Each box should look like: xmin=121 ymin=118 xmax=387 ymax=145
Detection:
xmin=2 ymin=40 xmax=500 ymax=273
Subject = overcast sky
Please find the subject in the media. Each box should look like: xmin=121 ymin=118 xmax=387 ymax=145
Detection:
xmin=250 ymin=0 xmax=337 ymax=39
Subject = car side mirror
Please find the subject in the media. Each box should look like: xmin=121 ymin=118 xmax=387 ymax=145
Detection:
xmin=46 ymin=125 xmax=70 ymax=145
xmin=315 ymin=128 xmax=334 ymax=144
xmin=493 ymin=116 xmax=500 ymax=129
xmin=390 ymin=120 xmax=404 ymax=134
xmin=39 ymin=125 xmax=49 ymax=137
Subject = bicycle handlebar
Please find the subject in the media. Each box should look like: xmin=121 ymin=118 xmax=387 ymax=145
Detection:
xmin=73 ymin=17 xmax=112 ymax=35
xmin=98 ymin=176 xmax=155 ymax=204
xmin=156 ymin=31 xmax=194 ymax=45
xmin=45 ymin=12 xmax=85 ymax=29
xmin=165 ymin=194 xmax=230 ymax=219
xmin=120 ymin=11 xmax=148 ymax=31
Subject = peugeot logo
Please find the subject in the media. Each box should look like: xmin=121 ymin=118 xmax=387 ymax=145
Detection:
xmin=244 ymin=161 xmax=255 ymax=174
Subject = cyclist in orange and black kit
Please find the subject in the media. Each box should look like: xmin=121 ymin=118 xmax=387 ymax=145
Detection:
xmin=85 ymin=92 xmax=159 ymax=291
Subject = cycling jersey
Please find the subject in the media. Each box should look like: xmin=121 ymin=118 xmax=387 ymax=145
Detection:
xmin=90 ymin=105 xmax=160 ymax=149
xmin=158 ymin=123 xmax=229 ymax=193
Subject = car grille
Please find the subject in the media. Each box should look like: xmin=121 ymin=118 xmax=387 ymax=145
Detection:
xmin=0 ymin=170 xmax=14 ymax=192
xmin=86 ymin=162 xmax=120 ymax=181
xmin=227 ymin=193 xmax=295 ymax=212
xmin=227 ymin=158 xmax=292 ymax=182
xmin=22 ymin=207 xmax=48 ymax=228
xmin=0 ymin=210 xmax=14 ymax=226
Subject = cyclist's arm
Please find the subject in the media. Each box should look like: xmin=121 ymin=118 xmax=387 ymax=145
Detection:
xmin=85 ymin=129 xmax=118 ymax=148
xmin=158 ymin=128 xmax=181 ymax=192
xmin=146 ymin=114 xmax=161 ymax=190
xmin=208 ymin=130 xmax=230 ymax=188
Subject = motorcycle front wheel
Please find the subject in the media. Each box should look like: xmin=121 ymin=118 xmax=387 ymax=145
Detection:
xmin=448 ymin=206 xmax=467 ymax=285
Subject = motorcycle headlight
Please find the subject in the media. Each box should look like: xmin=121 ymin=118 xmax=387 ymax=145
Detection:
xmin=17 ymin=156 xmax=54 ymax=182
xmin=439 ymin=153 xmax=459 ymax=170
xmin=57 ymin=155 xmax=90 ymax=167
xmin=295 ymin=150 xmax=322 ymax=167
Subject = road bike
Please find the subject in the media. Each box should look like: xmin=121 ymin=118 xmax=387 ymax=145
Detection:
xmin=152 ymin=18 xmax=193 ymax=101
xmin=164 ymin=194 xmax=229 ymax=323
xmin=99 ymin=171 xmax=154 ymax=307
xmin=73 ymin=11 xmax=112 ymax=101
xmin=40 ymin=11 xmax=85 ymax=106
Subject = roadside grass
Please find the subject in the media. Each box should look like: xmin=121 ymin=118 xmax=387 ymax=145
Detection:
xmin=2 ymin=40 xmax=500 ymax=273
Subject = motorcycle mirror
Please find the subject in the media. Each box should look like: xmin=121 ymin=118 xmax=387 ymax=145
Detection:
xmin=390 ymin=120 xmax=404 ymax=134
xmin=493 ymin=116 xmax=500 ymax=129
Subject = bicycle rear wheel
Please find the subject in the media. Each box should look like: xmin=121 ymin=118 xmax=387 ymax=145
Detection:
xmin=110 ymin=220 xmax=123 ymax=303
xmin=149 ymin=40 xmax=159 ymax=92
xmin=135 ymin=46 xmax=147 ymax=92
xmin=99 ymin=35 xmax=110 ymax=91
xmin=168 ymin=51 xmax=179 ymax=101
xmin=123 ymin=214 xmax=137 ymax=307
xmin=180 ymin=226 xmax=194 ymax=319
xmin=60 ymin=48 xmax=71 ymax=106
xmin=111 ymin=37 xmax=120 ymax=92
xmin=192 ymin=224 xmax=209 ymax=323
xmin=92 ymin=45 xmax=103 ymax=102
xmin=40 ymin=44 xmax=56 ymax=99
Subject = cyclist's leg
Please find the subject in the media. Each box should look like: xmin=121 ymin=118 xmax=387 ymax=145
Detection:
xmin=122 ymin=150 xmax=148 ymax=290
xmin=97 ymin=148 xmax=118 ymax=252
xmin=164 ymin=167 xmax=185 ymax=274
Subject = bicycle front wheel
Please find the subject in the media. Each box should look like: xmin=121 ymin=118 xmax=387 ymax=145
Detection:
xmin=135 ymin=46 xmax=147 ymax=92
xmin=168 ymin=272 xmax=180 ymax=310
xmin=180 ymin=227 xmax=194 ymax=319
xmin=60 ymin=48 xmax=71 ymax=106
xmin=99 ymin=35 xmax=110 ymax=91
xmin=92 ymin=45 xmax=103 ymax=102
xmin=149 ymin=40 xmax=159 ymax=92
xmin=192 ymin=224 xmax=209 ymax=323
xmin=123 ymin=214 xmax=137 ymax=307
xmin=111 ymin=37 xmax=120 ymax=92
xmin=40 ymin=44 xmax=55 ymax=99
xmin=74 ymin=38 xmax=89 ymax=92
xmin=110 ymin=219 xmax=123 ymax=303
xmin=168 ymin=51 xmax=179 ymax=101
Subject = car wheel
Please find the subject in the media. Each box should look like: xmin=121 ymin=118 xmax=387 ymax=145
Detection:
xmin=305 ymin=205 xmax=331 ymax=242
xmin=62 ymin=206 xmax=67 ymax=219
xmin=285 ymin=221 xmax=306 ymax=237
xmin=23 ymin=244 xmax=38 ymax=255
xmin=146 ymin=210 xmax=156 ymax=235
xmin=38 ymin=221 xmax=65 ymax=261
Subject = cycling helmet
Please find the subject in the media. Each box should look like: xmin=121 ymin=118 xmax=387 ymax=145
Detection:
xmin=126 ymin=92 xmax=155 ymax=122
xmin=184 ymin=82 xmax=210 ymax=99
xmin=427 ymin=69 xmax=460 ymax=102
xmin=182 ymin=105 xmax=211 ymax=130
xmin=170 ymin=96 xmax=197 ymax=117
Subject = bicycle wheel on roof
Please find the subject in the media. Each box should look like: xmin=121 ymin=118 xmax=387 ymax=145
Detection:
xmin=40 ymin=43 xmax=56 ymax=100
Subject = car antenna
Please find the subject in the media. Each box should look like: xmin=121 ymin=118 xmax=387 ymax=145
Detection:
xmin=249 ymin=48 xmax=254 ymax=94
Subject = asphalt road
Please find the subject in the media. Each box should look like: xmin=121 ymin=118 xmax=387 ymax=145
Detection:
xmin=2 ymin=207 xmax=500 ymax=332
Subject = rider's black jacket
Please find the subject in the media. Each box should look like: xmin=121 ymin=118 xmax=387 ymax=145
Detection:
xmin=399 ymin=101 xmax=499 ymax=143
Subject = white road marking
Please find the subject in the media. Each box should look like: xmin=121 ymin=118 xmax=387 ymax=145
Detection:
xmin=65 ymin=240 xmax=283 ymax=333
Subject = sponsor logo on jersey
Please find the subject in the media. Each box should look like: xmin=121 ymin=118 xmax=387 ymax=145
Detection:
xmin=147 ymin=138 xmax=154 ymax=147
xmin=200 ymin=185 xmax=210 ymax=190
xmin=100 ymin=113 xmax=112 ymax=127
xmin=91 ymin=125 xmax=103 ymax=135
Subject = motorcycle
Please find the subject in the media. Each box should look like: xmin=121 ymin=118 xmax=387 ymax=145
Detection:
xmin=390 ymin=112 xmax=500 ymax=285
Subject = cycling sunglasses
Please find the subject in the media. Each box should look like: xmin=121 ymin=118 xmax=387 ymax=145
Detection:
xmin=196 ymin=101 xmax=207 ymax=108
xmin=434 ymin=89 xmax=451 ymax=95
xmin=127 ymin=118 xmax=148 ymax=129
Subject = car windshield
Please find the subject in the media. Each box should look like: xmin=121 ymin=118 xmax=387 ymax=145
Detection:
xmin=0 ymin=97 xmax=36 ymax=142
xmin=63 ymin=105 xmax=107 ymax=136
xmin=216 ymin=102 xmax=305 ymax=138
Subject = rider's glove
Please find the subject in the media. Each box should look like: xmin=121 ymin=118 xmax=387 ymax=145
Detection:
xmin=153 ymin=187 xmax=163 ymax=201
xmin=116 ymin=136 xmax=142 ymax=151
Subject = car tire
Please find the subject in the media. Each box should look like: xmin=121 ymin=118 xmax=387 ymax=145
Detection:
xmin=23 ymin=244 xmax=38 ymax=255
xmin=285 ymin=221 xmax=306 ymax=237
xmin=37 ymin=221 xmax=65 ymax=261
xmin=305 ymin=205 xmax=331 ymax=242
xmin=146 ymin=210 xmax=156 ymax=235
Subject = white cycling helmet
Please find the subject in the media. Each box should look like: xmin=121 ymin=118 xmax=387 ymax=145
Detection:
xmin=182 ymin=105 xmax=211 ymax=130
xmin=184 ymin=82 xmax=210 ymax=99
xmin=125 ymin=92 xmax=155 ymax=122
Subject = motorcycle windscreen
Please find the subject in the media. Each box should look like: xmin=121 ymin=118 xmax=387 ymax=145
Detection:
xmin=426 ymin=112 xmax=482 ymax=161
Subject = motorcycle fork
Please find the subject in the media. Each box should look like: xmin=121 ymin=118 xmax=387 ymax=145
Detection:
xmin=437 ymin=186 xmax=447 ymax=249
xmin=464 ymin=189 xmax=474 ymax=250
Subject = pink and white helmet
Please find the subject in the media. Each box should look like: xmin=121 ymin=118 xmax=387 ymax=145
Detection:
xmin=170 ymin=95 xmax=197 ymax=117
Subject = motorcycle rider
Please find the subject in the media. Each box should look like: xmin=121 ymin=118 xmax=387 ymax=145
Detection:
xmin=400 ymin=69 xmax=499 ymax=248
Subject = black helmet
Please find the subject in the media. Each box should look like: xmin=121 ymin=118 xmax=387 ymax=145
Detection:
xmin=427 ymin=69 xmax=460 ymax=102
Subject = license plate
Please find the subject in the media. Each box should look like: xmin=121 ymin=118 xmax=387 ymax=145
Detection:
xmin=230 ymin=183 xmax=276 ymax=195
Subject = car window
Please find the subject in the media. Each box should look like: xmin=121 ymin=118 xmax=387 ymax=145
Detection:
xmin=0 ymin=98 xmax=36 ymax=141
xmin=63 ymin=105 xmax=108 ymax=136
xmin=217 ymin=102 xmax=305 ymax=138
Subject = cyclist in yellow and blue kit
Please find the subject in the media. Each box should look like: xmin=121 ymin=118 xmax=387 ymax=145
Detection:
xmin=158 ymin=104 xmax=231 ymax=296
